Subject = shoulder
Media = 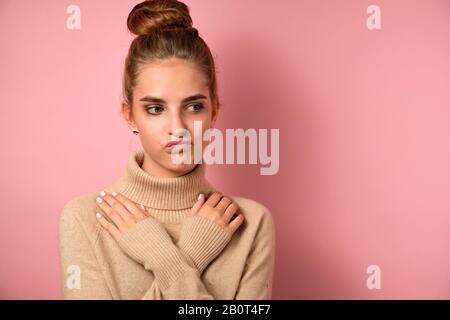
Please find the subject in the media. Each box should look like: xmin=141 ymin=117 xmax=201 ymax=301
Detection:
xmin=227 ymin=195 xmax=275 ymax=236
xmin=59 ymin=191 xmax=102 ymax=242
xmin=228 ymin=195 xmax=272 ymax=218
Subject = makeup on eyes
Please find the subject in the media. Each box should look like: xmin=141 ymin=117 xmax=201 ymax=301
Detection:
xmin=144 ymin=103 xmax=205 ymax=115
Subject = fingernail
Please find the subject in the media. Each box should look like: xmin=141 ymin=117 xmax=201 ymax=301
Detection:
xmin=140 ymin=204 xmax=145 ymax=210
xmin=99 ymin=190 xmax=106 ymax=197
xmin=112 ymin=192 xmax=118 ymax=197
xmin=198 ymin=193 xmax=203 ymax=201
xmin=96 ymin=212 xmax=102 ymax=219
xmin=96 ymin=197 xmax=102 ymax=204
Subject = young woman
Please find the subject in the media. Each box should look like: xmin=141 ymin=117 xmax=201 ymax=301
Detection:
xmin=59 ymin=0 xmax=275 ymax=300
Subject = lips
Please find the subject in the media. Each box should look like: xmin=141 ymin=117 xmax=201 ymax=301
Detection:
xmin=165 ymin=140 xmax=191 ymax=148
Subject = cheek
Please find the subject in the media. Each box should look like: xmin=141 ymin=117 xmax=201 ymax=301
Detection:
xmin=189 ymin=113 xmax=212 ymax=130
xmin=138 ymin=121 xmax=163 ymax=144
xmin=186 ymin=120 xmax=211 ymax=141
xmin=138 ymin=116 xmax=163 ymax=133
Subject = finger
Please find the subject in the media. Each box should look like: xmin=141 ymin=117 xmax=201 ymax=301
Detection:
xmin=111 ymin=191 xmax=147 ymax=218
xmin=139 ymin=203 xmax=153 ymax=218
xmin=227 ymin=213 xmax=245 ymax=234
xmin=96 ymin=212 xmax=121 ymax=240
xmin=96 ymin=195 xmax=128 ymax=231
xmin=223 ymin=202 xmax=239 ymax=223
xmin=204 ymin=192 xmax=223 ymax=207
xmin=189 ymin=193 xmax=205 ymax=216
xmin=99 ymin=191 xmax=135 ymax=224
xmin=216 ymin=196 xmax=232 ymax=213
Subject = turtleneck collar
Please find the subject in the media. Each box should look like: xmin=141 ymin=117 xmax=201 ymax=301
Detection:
xmin=113 ymin=149 xmax=217 ymax=210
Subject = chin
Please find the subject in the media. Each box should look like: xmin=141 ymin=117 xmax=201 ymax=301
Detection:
xmin=165 ymin=156 xmax=198 ymax=171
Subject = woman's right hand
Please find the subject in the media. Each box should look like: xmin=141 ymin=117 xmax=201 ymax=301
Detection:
xmin=190 ymin=192 xmax=245 ymax=236
xmin=176 ymin=191 xmax=245 ymax=274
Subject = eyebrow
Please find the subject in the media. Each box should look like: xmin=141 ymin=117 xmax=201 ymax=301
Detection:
xmin=139 ymin=94 xmax=207 ymax=104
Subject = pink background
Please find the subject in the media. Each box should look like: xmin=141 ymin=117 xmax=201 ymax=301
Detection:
xmin=1 ymin=0 xmax=450 ymax=299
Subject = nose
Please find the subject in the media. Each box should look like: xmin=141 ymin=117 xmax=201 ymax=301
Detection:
xmin=167 ymin=110 xmax=188 ymax=138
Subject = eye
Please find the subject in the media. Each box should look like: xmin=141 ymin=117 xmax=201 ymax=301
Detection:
xmin=187 ymin=103 xmax=205 ymax=112
xmin=145 ymin=105 xmax=163 ymax=115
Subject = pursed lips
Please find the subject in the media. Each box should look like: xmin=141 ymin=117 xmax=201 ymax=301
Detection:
xmin=165 ymin=140 xmax=191 ymax=149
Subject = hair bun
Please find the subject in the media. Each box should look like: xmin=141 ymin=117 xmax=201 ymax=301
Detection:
xmin=127 ymin=0 xmax=193 ymax=36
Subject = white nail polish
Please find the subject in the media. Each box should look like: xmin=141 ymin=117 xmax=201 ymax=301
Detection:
xmin=96 ymin=197 xmax=102 ymax=204
xmin=112 ymin=192 xmax=118 ymax=197
xmin=99 ymin=190 xmax=106 ymax=197
xmin=96 ymin=212 xmax=101 ymax=219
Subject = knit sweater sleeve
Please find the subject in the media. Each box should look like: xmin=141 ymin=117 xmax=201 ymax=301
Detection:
xmin=234 ymin=206 xmax=276 ymax=299
xmin=59 ymin=201 xmax=217 ymax=300
xmin=117 ymin=218 xmax=220 ymax=300
xmin=120 ymin=207 xmax=276 ymax=300
xmin=59 ymin=201 xmax=113 ymax=299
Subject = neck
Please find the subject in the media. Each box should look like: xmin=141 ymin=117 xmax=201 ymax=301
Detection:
xmin=113 ymin=149 xmax=217 ymax=211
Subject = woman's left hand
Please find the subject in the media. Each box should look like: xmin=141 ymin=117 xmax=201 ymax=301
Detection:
xmin=95 ymin=191 xmax=149 ymax=241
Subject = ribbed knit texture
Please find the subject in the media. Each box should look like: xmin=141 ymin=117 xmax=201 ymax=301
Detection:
xmin=59 ymin=148 xmax=276 ymax=299
xmin=117 ymin=218 xmax=195 ymax=291
xmin=117 ymin=149 xmax=217 ymax=211
xmin=112 ymin=149 xmax=233 ymax=290
xmin=107 ymin=149 xmax=219 ymax=224
xmin=177 ymin=215 xmax=232 ymax=275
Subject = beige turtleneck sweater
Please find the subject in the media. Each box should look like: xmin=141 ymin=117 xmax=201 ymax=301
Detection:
xmin=58 ymin=149 xmax=275 ymax=299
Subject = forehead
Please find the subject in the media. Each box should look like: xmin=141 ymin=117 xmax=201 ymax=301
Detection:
xmin=135 ymin=58 xmax=209 ymax=100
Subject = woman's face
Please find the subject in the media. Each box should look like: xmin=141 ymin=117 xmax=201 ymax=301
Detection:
xmin=122 ymin=58 xmax=218 ymax=177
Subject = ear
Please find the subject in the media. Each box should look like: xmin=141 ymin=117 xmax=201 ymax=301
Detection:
xmin=121 ymin=102 xmax=138 ymax=131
